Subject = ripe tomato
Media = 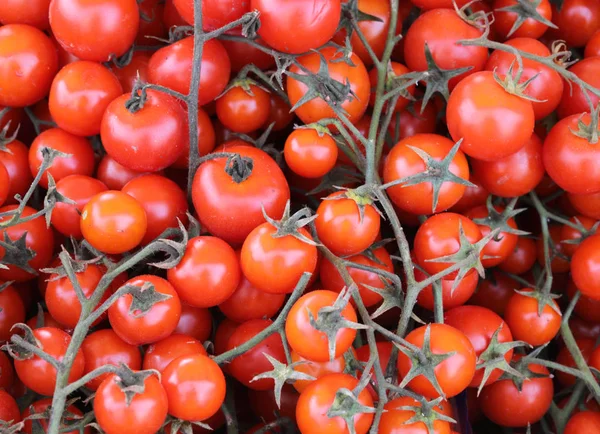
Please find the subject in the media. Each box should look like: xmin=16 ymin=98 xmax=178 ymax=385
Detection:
xmin=0 ymin=389 xmax=19 ymax=423
xmin=162 ymin=353 xmax=226 ymax=421
xmin=585 ymin=30 xmax=600 ymax=57
xmin=572 ymin=234 xmax=600 ymax=300
xmin=0 ymin=350 xmax=14 ymax=390
xmin=227 ymin=319 xmax=286 ymax=390
xmin=560 ymin=215 xmax=597 ymax=257
xmin=96 ymin=154 xmax=147 ymax=190
xmin=549 ymin=0 xmax=600 ymax=47
xmin=479 ymin=358 xmax=553 ymax=427
xmin=253 ymin=0 xmax=341 ymax=54
xmin=174 ymin=304 xmax=212 ymax=342
xmin=29 ymin=128 xmax=95 ymax=189
xmin=192 ymin=145 xmax=290 ymax=245
xmin=287 ymin=47 xmax=370 ymax=125
xmin=384 ymin=133 xmax=470 ymax=215
xmin=0 ymin=283 xmax=25 ymax=343
xmin=355 ymin=341 xmax=393 ymax=400
xmin=498 ymin=236 xmax=537 ymax=275
xmin=101 ymin=90 xmax=186 ymax=172
xmin=148 ymin=37 xmax=231 ymax=106
xmin=136 ymin=0 xmax=165 ymax=45
xmin=108 ymin=275 xmax=181 ymax=345
xmin=0 ymin=205 xmax=54 ymax=282
xmin=286 ymin=290 xmax=358 ymax=362
xmin=21 ymin=398 xmax=91 ymax=434
xmin=80 ymin=191 xmax=147 ymax=254
xmin=504 ymin=290 xmax=561 ymax=346
xmin=379 ymin=396 xmax=451 ymax=434
xmin=407 ymin=0 xmax=470 ymax=9
xmin=284 ymin=128 xmax=338 ymax=179
xmin=143 ymin=334 xmax=206 ymax=372
xmin=249 ymin=383 xmax=299 ymax=424
xmin=111 ymin=52 xmax=151 ymax=93
xmin=415 ymin=266 xmax=479 ymax=311
xmin=14 ymin=327 xmax=85 ymax=396
xmin=558 ymin=57 xmax=600 ymax=119
xmin=389 ymin=100 xmax=438 ymax=142
xmin=0 ymin=24 xmax=58 ymax=107
xmin=447 ymin=71 xmax=535 ymax=161
xmin=216 ymin=84 xmax=271 ymax=134
xmin=0 ymin=0 xmax=51 ymax=29
xmin=414 ymin=212 xmax=482 ymax=278
xmin=368 ymin=62 xmax=415 ymax=112
xmin=49 ymin=0 xmax=139 ymax=62
xmin=567 ymin=277 xmax=600 ymax=323
xmin=568 ymin=190 xmax=600 ymax=220
xmin=493 ymin=0 xmax=552 ymax=39
xmin=315 ymin=191 xmax=380 ymax=256
xmin=555 ymin=338 xmax=596 ymax=386
xmin=404 ymin=9 xmax=487 ymax=90
xmin=172 ymin=107 xmax=217 ymax=169
xmin=291 ymin=350 xmax=349 ymax=393
xmin=81 ymin=329 xmax=142 ymax=391
xmin=214 ymin=318 xmax=238 ymax=356
xmin=565 ymin=411 xmax=600 ymax=434
xmin=397 ymin=323 xmax=476 ymax=399
xmin=485 ymin=38 xmax=563 ymax=120
xmin=296 ymin=373 xmax=374 ymax=434
xmin=449 ymin=174 xmax=488 ymax=214
xmin=51 ymin=175 xmax=108 ymax=238
xmin=222 ymin=38 xmax=276 ymax=72
xmin=95 ymin=372 xmax=168 ymax=434
xmin=174 ymin=0 xmax=249 ymax=31
xmin=535 ymin=224 xmax=571 ymax=273
xmin=167 ymin=236 xmax=240 ymax=307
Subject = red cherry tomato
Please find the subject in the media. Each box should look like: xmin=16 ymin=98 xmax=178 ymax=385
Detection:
xmin=504 ymin=290 xmax=561 ymax=346
xmin=143 ymin=333 xmax=206 ymax=372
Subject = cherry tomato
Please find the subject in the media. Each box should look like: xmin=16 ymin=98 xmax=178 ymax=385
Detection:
xmin=0 ymin=283 xmax=25 ymax=343
xmin=568 ymin=190 xmax=600 ymax=220
xmin=549 ymin=0 xmax=600 ymax=47
xmin=560 ymin=215 xmax=597 ymax=257
xmin=493 ymin=0 xmax=553 ymax=40
xmin=291 ymin=350 xmax=350 ymax=394
xmin=96 ymin=154 xmax=148 ymax=190
xmin=389 ymin=100 xmax=438 ymax=142
xmin=249 ymin=383 xmax=299 ymax=424
xmin=216 ymin=84 xmax=271 ymax=134
xmin=136 ymin=0 xmax=165 ymax=45
xmin=565 ymin=411 xmax=600 ymax=434
xmin=536 ymin=224 xmax=571 ymax=273
xmin=379 ymin=396 xmax=452 ymax=434
xmin=0 ymin=350 xmax=14 ymax=390
xmin=504 ymin=290 xmax=561 ymax=346
xmin=572 ymin=234 xmax=600 ymax=300
xmin=555 ymin=338 xmax=595 ymax=386
xmin=143 ymin=334 xmax=206 ymax=372
xmin=585 ymin=30 xmax=600 ymax=57
xmin=0 ymin=0 xmax=51 ymax=29
xmin=449 ymin=174 xmax=488 ymax=214
xmin=221 ymin=38 xmax=276 ymax=72
xmin=560 ymin=56 xmax=600 ymax=121
xmin=0 ymin=389 xmax=19 ymax=423
xmin=111 ymin=52 xmax=151 ymax=93
xmin=284 ymin=128 xmax=338 ymax=179
xmin=49 ymin=0 xmax=139 ymax=62
xmin=498 ymin=236 xmax=537 ymax=275
xmin=174 ymin=0 xmax=249 ymax=31
xmin=415 ymin=267 xmax=479 ymax=311
xmin=214 ymin=318 xmax=238 ymax=356
xmin=21 ymin=398 xmax=90 ymax=434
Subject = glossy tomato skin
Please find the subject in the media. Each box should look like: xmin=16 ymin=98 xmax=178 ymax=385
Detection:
xmin=286 ymin=290 xmax=358 ymax=362
xmin=162 ymin=353 xmax=226 ymax=421
xmin=143 ymin=334 xmax=206 ymax=372
xmin=173 ymin=107 xmax=217 ymax=169
xmin=404 ymin=9 xmax=487 ymax=90
xmin=287 ymin=47 xmax=370 ymax=125
xmin=49 ymin=61 xmax=123 ymax=137
xmin=479 ymin=360 xmax=553 ymax=427
xmin=384 ymin=133 xmax=470 ymax=215
xmin=284 ymin=128 xmax=338 ymax=179
xmin=174 ymin=304 xmax=212 ymax=342
xmin=0 ymin=24 xmax=58 ymax=107
xmin=21 ymin=398 xmax=90 ymax=434
xmin=485 ymin=38 xmax=563 ymax=120
xmin=379 ymin=396 xmax=452 ymax=434
xmin=14 ymin=327 xmax=85 ymax=396
xmin=101 ymin=90 xmax=186 ymax=172
xmin=0 ymin=350 xmax=14 ymax=390
xmin=296 ymin=373 xmax=374 ymax=434
xmin=216 ymin=84 xmax=271 ymax=134
xmin=498 ymin=236 xmax=537 ymax=275
xmin=174 ymin=0 xmax=249 ymax=31
xmin=447 ymin=71 xmax=535 ymax=161
xmin=0 ymin=141 xmax=30 ymax=206
xmin=192 ymin=145 xmax=290 ymax=245
xmin=550 ymin=0 xmax=600 ymax=47
xmin=253 ymin=0 xmax=341 ymax=54
xmin=95 ymin=373 xmax=168 ymax=434
xmin=568 ymin=190 xmax=600 ymax=220
xmin=0 ymin=389 xmax=19 ymax=424
xmin=241 ymin=223 xmax=318 ymax=295
xmin=415 ymin=267 xmax=479 ymax=311
xmin=0 ymin=283 xmax=25 ymax=343
xmin=291 ymin=350 xmax=350 ymax=394
xmin=493 ymin=0 xmax=552 ymax=40
xmin=52 ymin=175 xmax=108 ymax=238
xmin=148 ymin=37 xmax=230 ymax=106
xmin=0 ymin=205 xmax=54 ymax=282
xmin=80 ymin=191 xmax=148 ymax=254
xmin=227 ymin=319 xmax=286 ymax=390
xmin=585 ymin=30 xmax=600 ymax=57
xmin=560 ymin=215 xmax=597 ymax=257
xmin=167 ymin=236 xmax=240 ymax=307
xmin=315 ymin=192 xmax=380 ymax=257
xmin=564 ymin=411 xmax=600 ymax=434
xmin=81 ymin=329 xmax=142 ymax=391
xmin=558 ymin=57 xmax=600 ymax=119
xmin=29 ymin=128 xmax=95 ymax=189
xmin=543 ymin=113 xmax=600 ymax=194
xmin=504 ymin=290 xmax=561 ymax=346
xmin=0 ymin=0 xmax=51 ymax=29
xmin=397 ymin=323 xmax=476 ymax=399
xmin=49 ymin=0 xmax=139 ymax=62
xmin=108 ymin=275 xmax=181 ymax=345
xmin=96 ymin=155 xmax=147 ymax=190
xmin=111 ymin=51 xmax=150 ymax=93
xmin=555 ymin=338 xmax=595 ymax=386
xmin=572 ymin=234 xmax=600 ymax=300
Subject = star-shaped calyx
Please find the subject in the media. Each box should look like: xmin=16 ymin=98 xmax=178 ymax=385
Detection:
xmin=570 ymin=105 xmax=600 ymax=145
xmin=111 ymin=364 xmax=160 ymax=406
xmin=495 ymin=0 xmax=557 ymax=38
xmin=264 ymin=202 xmax=319 ymax=246
xmin=42 ymin=174 xmax=77 ymax=228
xmin=497 ymin=346 xmax=552 ymax=392
xmin=0 ymin=233 xmax=37 ymax=276
xmin=0 ymin=421 xmax=23 ymax=434
xmin=23 ymin=397 xmax=83 ymax=434
xmin=3 ymin=323 xmax=40 ymax=361
xmin=391 ymin=396 xmax=457 ymax=434
xmin=163 ymin=417 xmax=213 ymax=433
xmin=492 ymin=60 xmax=544 ymax=103
xmin=122 ymin=281 xmax=173 ymax=318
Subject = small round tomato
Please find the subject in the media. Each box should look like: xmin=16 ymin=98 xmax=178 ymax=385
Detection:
xmin=249 ymin=383 xmax=299 ymax=424
xmin=0 ymin=162 xmax=8 ymax=207
xmin=0 ymin=140 xmax=31 ymax=205
xmin=397 ymin=323 xmax=476 ymax=399
xmin=558 ymin=57 xmax=600 ymax=119
xmin=286 ymin=290 xmax=358 ymax=362
xmin=404 ymin=9 xmax=487 ymax=90
xmin=0 ymin=24 xmax=58 ymax=107
xmin=122 ymin=174 xmax=188 ymax=244
xmin=173 ymin=107 xmax=217 ymax=169
xmin=296 ymin=373 xmax=374 ymax=434
xmin=101 ymin=90 xmax=186 ymax=172
xmin=136 ymin=0 xmax=165 ymax=45
xmin=493 ymin=0 xmax=552 ymax=39
xmin=0 ymin=389 xmax=19 ymax=424
xmin=585 ymin=30 xmax=600 ymax=57
xmin=0 ymin=0 xmax=51 ymax=29
xmin=96 ymin=154 xmax=147 ymax=190
xmin=479 ymin=359 xmax=553 ymax=427
xmin=192 ymin=145 xmax=290 ymax=245
xmin=560 ymin=215 xmax=597 ymax=257
xmin=49 ymin=61 xmax=123 ymax=137
xmin=81 ymin=329 xmax=142 ymax=391
xmin=0 ymin=283 xmax=25 ymax=343
xmin=214 ymin=318 xmax=238 ymax=356
xmin=284 ymin=128 xmax=338 ymax=179
xmin=565 ymin=411 xmax=600 ymax=434
xmin=291 ymin=350 xmax=349 ymax=393
xmin=95 ymin=372 xmax=167 ymax=434
xmin=216 ymin=84 xmax=271 ymax=134
xmin=536 ymin=224 xmax=571 ymax=273
xmin=0 ymin=350 xmax=14 ymax=390
xmin=81 ymin=191 xmax=147 ymax=254
xmin=21 ymin=398 xmax=90 ymax=434
xmin=379 ymin=396 xmax=452 ymax=434
xmin=504 ymin=290 xmax=561 ymax=346
xmin=572 ymin=234 xmax=600 ymax=300
xmin=253 ymin=0 xmax=341 ymax=54
xmin=568 ymin=190 xmax=600 ymax=220
xmin=167 ymin=236 xmax=240 ymax=307
xmin=108 ymin=275 xmax=181 ymax=345
xmin=415 ymin=267 xmax=479 ymax=311
xmin=14 ymin=327 xmax=85 ymax=396
xmin=389 ymin=100 xmax=438 ymax=142
xmin=555 ymin=338 xmax=596 ymax=386
xmin=447 ymin=71 xmax=535 ymax=161
xmin=449 ymin=174 xmax=488 ymax=214
xmin=174 ymin=0 xmax=249 ymax=31
xmin=222 ymin=38 xmax=276 ymax=72
xmin=143 ymin=334 xmax=206 ymax=372
xmin=550 ymin=0 xmax=600 ymax=47
xmin=567 ymin=278 xmax=600 ymax=323
xmin=384 ymin=133 xmax=470 ymax=215
xmin=287 ymin=47 xmax=370 ymax=125
xmin=414 ymin=212 xmax=482 ymax=278
xmin=50 ymin=0 xmax=139 ymax=62
xmin=111 ymin=51 xmax=151 ymax=93
xmin=227 ymin=319 xmax=286 ymax=390
xmin=148 ymin=37 xmax=231 ymax=106
xmin=174 ymin=304 xmax=212 ymax=342
xmin=29 ymin=128 xmax=95 ymax=189
xmin=0 ymin=205 xmax=54 ymax=282
xmin=355 ymin=341 xmax=394 ymax=400
xmin=315 ymin=191 xmax=380 ymax=257
xmin=498 ymin=236 xmax=537 ymax=275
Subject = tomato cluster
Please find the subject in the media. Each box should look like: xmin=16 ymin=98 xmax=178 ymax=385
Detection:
xmin=1 ymin=0 xmax=600 ymax=433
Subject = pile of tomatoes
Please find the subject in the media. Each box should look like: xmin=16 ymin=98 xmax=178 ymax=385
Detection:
xmin=1 ymin=0 xmax=600 ymax=433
